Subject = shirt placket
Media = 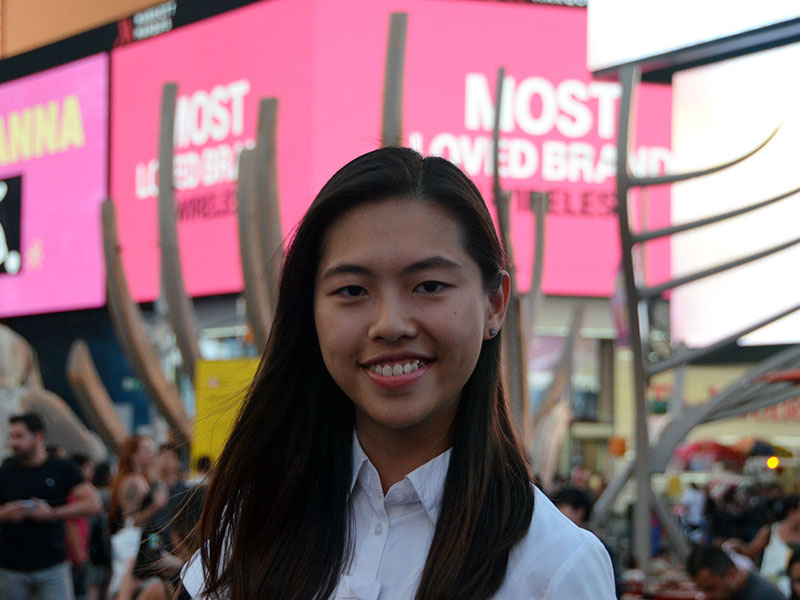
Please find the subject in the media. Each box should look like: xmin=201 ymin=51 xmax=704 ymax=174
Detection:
xmin=360 ymin=466 xmax=390 ymax=583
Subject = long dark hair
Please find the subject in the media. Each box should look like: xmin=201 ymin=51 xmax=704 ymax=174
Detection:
xmin=198 ymin=147 xmax=534 ymax=599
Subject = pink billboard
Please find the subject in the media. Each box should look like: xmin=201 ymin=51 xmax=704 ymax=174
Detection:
xmin=111 ymin=0 xmax=671 ymax=301
xmin=309 ymin=0 xmax=672 ymax=295
xmin=0 ymin=54 xmax=108 ymax=317
xmin=110 ymin=1 xmax=314 ymax=301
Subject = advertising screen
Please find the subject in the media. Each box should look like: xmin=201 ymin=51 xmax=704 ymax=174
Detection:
xmin=110 ymin=0 xmax=314 ymax=301
xmin=0 ymin=53 xmax=108 ymax=317
xmin=309 ymin=0 xmax=672 ymax=295
xmin=588 ymin=0 xmax=800 ymax=73
xmin=671 ymin=43 xmax=800 ymax=346
xmin=111 ymin=0 xmax=671 ymax=301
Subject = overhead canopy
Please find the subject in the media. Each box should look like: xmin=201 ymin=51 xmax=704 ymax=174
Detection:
xmin=673 ymin=440 xmax=746 ymax=471
xmin=732 ymin=437 xmax=794 ymax=458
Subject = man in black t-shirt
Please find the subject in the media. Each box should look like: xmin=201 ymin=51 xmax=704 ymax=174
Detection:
xmin=687 ymin=544 xmax=785 ymax=600
xmin=0 ymin=413 xmax=101 ymax=600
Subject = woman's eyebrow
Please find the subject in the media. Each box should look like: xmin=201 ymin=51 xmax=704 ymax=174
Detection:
xmin=320 ymin=263 xmax=371 ymax=280
xmin=321 ymin=256 xmax=462 ymax=280
xmin=401 ymin=256 xmax=463 ymax=275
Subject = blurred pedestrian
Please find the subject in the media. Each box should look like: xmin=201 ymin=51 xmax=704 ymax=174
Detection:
xmin=680 ymin=482 xmax=708 ymax=543
xmin=0 ymin=413 xmax=101 ymax=600
xmin=87 ymin=462 xmax=113 ymax=600
xmin=788 ymin=550 xmax=800 ymax=600
xmin=118 ymin=487 xmax=205 ymax=600
xmin=107 ymin=436 xmax=167 ymax=597
xmin=186 ymin=455 xmax=211 ymax=486
xmin=687 ymin=544 xmax=784 ymax=600
xmin=66 ymin=454 xmax=94 ymax=600
xmin=726 ymin=495 xmax=800 ymax=595
xmin=132 ymin=442 xmax=189 ymax=579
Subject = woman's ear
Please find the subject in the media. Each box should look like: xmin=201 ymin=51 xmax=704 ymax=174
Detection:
xmin=484 ymin=270 xmax=511 ymax=340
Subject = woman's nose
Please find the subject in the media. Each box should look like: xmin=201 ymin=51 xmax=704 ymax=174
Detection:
xmin=368 ymin=295 xmax=416 ymax=342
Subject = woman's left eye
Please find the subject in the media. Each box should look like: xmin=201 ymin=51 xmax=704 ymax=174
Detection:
xmin=335 ymin=285 xmax=367 ymax=298
xmin=415 ymin=281 xmax=447 ymax=294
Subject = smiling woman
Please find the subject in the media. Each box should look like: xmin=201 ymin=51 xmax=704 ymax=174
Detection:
xmin=181 ymin=147 xmax=615 ymax=600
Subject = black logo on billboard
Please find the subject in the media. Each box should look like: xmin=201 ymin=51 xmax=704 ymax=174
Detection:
xmin=0 ymin=175 xmax=22 ymax=276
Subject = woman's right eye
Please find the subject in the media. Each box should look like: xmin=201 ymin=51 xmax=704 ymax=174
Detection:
xmin=335 ymin=285 xmax=367 ymax=298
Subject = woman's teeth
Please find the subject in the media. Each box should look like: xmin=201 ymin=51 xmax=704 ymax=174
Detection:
xmin=369 ymin=360 xmax=425 ymax=376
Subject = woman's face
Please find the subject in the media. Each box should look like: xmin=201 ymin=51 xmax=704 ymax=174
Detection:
xmin=134 ymin=437 xmax=156 ymax=472
xmin=314 ymin=197 xmax=508 ymax=444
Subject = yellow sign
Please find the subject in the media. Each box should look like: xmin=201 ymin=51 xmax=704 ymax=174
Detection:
xmin=192 ymin=358 xmax=259 ymax=470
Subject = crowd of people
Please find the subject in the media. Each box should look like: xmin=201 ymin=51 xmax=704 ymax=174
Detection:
xmin=676 ymin=479 xmax=800 ymax=598
xmin=0 ymin=412 xmax=207 ymax=600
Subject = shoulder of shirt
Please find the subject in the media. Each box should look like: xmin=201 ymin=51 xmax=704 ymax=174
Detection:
xmin=503 ymin=487 xmax=612 ymax=589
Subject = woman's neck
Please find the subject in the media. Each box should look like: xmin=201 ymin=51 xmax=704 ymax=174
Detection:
xmin=355 ymin=421 xmax=452 ymax=495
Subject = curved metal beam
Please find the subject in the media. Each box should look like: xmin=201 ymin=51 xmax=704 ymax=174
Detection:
xmin=647 ymin=300 xmax=800 ymax=376
xmin=255 ymin=98 xmax=284 ymax=311
xmin=616 ymin=64 xmax=653 ymax=572
xmin=102 ymin=200 xmax=192 ymax=446
xmin=488 ymin=65 xmax=525 ymax=431
xmin=650 ymin=344 xmax=800 ymax=471
xmin=492 ymin=66 xmax=513 ymax=286
xmin=526 ymin=191 xmax=547 ymax=328
xmin=634 ymin=184 xmax=800 ymax=243
xmin=158 ymin=82 xmax=201 ymax=381
xmin=66 ymin=339 xmax=129 ymax=455
xmin=640 ymin=235 xmax=800 ymax=298
xmin=712 ymin=385 xmax=800 ymax=422
xmin=629 ymin=126 xmax=779 ymax=187
xmin=381 ymin=12 xmax=408 ymax=147
xmin=592 ymin=368 xmax=800 ymax=529
xmin=237 ymin=147 xmax=272 ymax=351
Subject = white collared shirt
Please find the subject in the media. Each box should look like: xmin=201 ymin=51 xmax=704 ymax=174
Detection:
xmin=182 ymin=436 xmax=616 ymax=599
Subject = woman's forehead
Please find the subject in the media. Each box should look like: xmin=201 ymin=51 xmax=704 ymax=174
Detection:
xmin=318 ymin=198 xmax=468 ymax=268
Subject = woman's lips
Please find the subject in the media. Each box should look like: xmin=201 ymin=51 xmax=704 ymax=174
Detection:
xmin=363 ymin=360 xmax=432 ymax=390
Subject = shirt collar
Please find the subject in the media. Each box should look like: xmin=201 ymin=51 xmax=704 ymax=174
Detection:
xmin=350 ymin=432 xmax=452 ymax=524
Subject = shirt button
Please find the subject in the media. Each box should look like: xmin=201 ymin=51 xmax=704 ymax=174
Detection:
xmin=374 ymin=523 xmax=383 ymax=535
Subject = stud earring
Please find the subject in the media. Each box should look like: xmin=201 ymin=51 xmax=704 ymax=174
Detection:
xmin=489 ymin=328 xmax=498 ymax=337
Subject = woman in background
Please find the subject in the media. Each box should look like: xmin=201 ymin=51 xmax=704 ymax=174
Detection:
xmin=108 ymin=435 xmax=167 ymax=597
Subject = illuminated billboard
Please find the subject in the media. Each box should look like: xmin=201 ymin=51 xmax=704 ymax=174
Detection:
xmin=671 ymin=43 xmax=800 ymax=346
xmin=111 ymin=0 xmax=671 ymax=301
xmin=0 ymin=54 xmax=108 ymax=317
xmin=110 ymin=0 xmax=314 ymax=301
xmin=588 ymin=0 xmax=800 ymax=74
xmin=310 ymin=0 xmax=671 ymax=296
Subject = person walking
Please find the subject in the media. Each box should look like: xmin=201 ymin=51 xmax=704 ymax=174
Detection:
xmin=0 ymin=413 xmax=101 ymax=600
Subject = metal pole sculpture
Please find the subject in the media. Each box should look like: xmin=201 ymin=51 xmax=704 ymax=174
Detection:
xmin=382 ymin=13 xmax=408 ymax=147
xmin=589 ymin=344 xmax=800 ymax=561
xmin=254 ymin=98 xmax=284 ymax=311
xmin=529 ymin=306 xmax=584 ymax=489
xmin=492 ymin=66 xmax=526 ymax=433
xmin=237 ymin=146 xmax=273 ymax=351
xmin=611 ymin=64 xmax=800 ymax=571
xmin=490 ymin=67 xmax=549 ymax=436
xmin=158 ymin=83 xmax=202 ymax=381
xmin=66 ymin=339 xmax=130 ymax=455
xmin=102 ymin=200 xmax=192 ymax=446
